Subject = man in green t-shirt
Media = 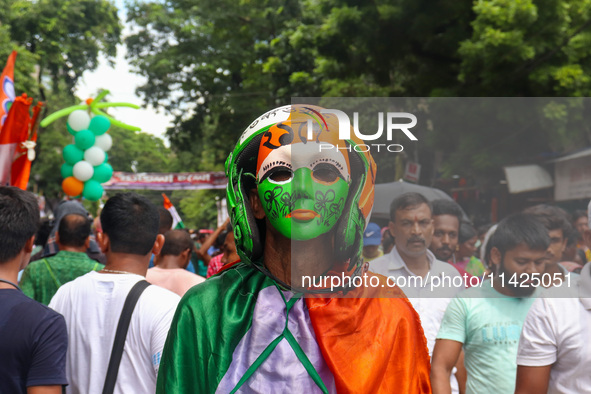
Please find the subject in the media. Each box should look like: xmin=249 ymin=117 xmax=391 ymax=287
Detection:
xmin=431 ymin=213 xmax=550 ymax=394
xmin=20 ymin=213 xmax=103 ymax=305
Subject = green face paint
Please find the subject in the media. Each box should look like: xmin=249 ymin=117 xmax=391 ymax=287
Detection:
xmin=258 ymin=167 xmax=349 ymax=240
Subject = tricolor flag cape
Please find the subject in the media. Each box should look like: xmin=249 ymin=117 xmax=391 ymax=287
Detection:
xmin=162 ymin=193 xmax=185 ymax=229
xmin=156 ymin=262 xmax=431 ymax=393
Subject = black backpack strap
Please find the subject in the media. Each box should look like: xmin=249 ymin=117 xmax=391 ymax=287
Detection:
xmin=102 ymin=280 xmax=151 ymax=394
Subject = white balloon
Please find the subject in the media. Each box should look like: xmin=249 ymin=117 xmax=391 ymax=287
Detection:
xmin=73 ymin=160 xmax=94 ymax=181
xmin=94 ymin=133 xmax=113 ymax=151
xmin=68 ymin=110 xmax=91 ymax=132
xmin=84 ymin=146 xmax=106 ymax=166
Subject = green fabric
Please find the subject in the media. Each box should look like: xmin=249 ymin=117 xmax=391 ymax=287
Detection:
xmin=156 ymin=263 xmax=273 ymax=394
xmin=436 ymin=281 xmax=538 ymax=394
xmin=466 ymin=256 xmax=485 ymax=277
xmin=20 ymin=251 xmax=104 ymax=305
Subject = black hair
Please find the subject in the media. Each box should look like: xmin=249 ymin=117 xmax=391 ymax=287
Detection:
xmin=382 ymin=229 xmax=395 ymax=250
xmin=477 ymin=223 xmax=493 ymax=238
xmin=459 ymin=221 xmax=477 ymax=244
xmin=101 ymin=192 xmax=159 ymax=255
xmin=0 ymin=187 xmax=39 ymax=263
xmin=489 ymin=213 xmax=550 ymax=257
xmin=432 ymin=199 xmax=463 ymax=222
xmin=58 ymin=213 xmax=91 ymax=247
xmin=523 ymin=204 xmax=573 ymax=237
xmin=389 ymin=192 xmax=432 ymax=222
xmin=573 ymin=210 xmax=587 ymax=222
xmin=158 ymin=206 xmax=173 ymax=234
xmin=35 ymin=218 xmax=53 ymax=247
xmin=160 ymin=230 xmax=193 ymax=257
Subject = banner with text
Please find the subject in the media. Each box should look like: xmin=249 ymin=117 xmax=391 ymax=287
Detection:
xmin=103 ymin=171 xmax=227 ymax=190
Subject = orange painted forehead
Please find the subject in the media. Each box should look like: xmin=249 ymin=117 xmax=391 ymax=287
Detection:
xmin=255 ymin=110 xmax=351 ymax=177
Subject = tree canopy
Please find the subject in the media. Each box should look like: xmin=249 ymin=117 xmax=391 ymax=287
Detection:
xmin=125 ymin=0 xmax=591 ymax=187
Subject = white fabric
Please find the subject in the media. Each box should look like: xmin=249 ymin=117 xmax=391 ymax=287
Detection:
xmin=517 ymin=263 xmax=591 ymax=394
xmin=49 ymin=271 xmax=180 ymax=394
xmin=369 ymin=246 xmax=464 ymax=393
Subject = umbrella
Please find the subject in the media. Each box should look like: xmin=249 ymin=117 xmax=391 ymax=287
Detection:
xmin=371 ymin=180 xmax=463 ymax=221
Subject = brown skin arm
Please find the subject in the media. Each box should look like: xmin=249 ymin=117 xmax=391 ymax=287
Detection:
xmin=515 ymin=365 xmax=551 ymax=394
xmin=455 ymin=350 xmax=467 ymax=394
xmin=196 ymin=218 xmax=230 ymax=265
xmin=28 ymin=386 xmax=63 ymax=394
xmin=431 ymin=339 xmax=463 ymax=394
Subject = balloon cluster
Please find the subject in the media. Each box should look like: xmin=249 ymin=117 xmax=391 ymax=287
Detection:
xmin=61 ymin=111 xmax=113 ymax=201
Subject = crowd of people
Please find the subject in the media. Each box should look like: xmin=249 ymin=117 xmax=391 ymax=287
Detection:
xmin=1 ymin=104 xmax=590 ymax=393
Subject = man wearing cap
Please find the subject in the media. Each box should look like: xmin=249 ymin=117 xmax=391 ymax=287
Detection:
xmin=156 ymin=105 xmax=431 ymax=393
xmin=362 ymin=222 xmax=383 ymax=262
xmin=515 ymin=200 xmax=591 ymax=393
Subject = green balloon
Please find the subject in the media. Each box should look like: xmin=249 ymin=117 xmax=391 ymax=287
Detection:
xmin=89 ymin=115 xmax=110 ymax=136
xmin=103 ymin=152 xmax=108 ymax=163
xmin=82 ymin=180 xmax=103 ymax=201
xmin=66 ymin=123 xmax=76 ymax=136
xmin=92 ymin=163 xmax=113 ymax=183
xmin=75 ymin=129 xmax=95 ymax=150
xmin=63 ymin=145 xmax=84 ymax=165
xmin=61 ymin=163 xmax=74 ymax=178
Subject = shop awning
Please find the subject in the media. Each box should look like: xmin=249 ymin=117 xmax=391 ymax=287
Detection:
xmin=503 ymin=165 xmax=554 ymax=194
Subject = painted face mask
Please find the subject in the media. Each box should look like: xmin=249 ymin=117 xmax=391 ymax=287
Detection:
xmin=256 ymin=117 xmax=351 ymax=240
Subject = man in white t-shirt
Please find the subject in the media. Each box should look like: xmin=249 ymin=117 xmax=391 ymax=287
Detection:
xmin=147 ymin=229 xmax=205 ymax=296
xmin=370 ymin=192 xmax=466 ymax=392
xmin=515 ymin=201 xmax=591 ymax=394
xmin=50 ymin=193 xmax=181 ymax=394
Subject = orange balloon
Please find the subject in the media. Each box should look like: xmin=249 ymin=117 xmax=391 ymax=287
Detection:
xmin=62 ymin=176 xmax=84 ymax=196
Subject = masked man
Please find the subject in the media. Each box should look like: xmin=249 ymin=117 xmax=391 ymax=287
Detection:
xmin=156 ymin=105 xmax=431 ymax=393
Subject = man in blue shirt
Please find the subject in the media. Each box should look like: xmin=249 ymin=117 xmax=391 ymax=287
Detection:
xmin=0 ymin=186 xmax=68 ymax=394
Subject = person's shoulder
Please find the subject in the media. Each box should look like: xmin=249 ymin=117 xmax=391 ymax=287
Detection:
xmin=368 ymin=251 xmax=393 ymax=275
xmin=23 ymin=258 xmax=45 ymax=273
xmin=179 ymin=263 xmax=264 ymax=308
xmin=432 ymin=259 xmax=462 ymax=276
xmin=144 ymin=282 xmax=181 ymax=306
xmin=11 ymin=291 xmax=65 ymax=323
xmin=50 ymin=271 xmax=95 ymax=300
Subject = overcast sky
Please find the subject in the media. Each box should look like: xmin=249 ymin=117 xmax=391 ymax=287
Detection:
xmin=74 ymin=1 xmax=173 ymax=143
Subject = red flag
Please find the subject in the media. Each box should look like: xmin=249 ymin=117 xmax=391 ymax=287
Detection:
xmin=0 ymin=51 xmax=17 ymax=128
xmin=11 ymin=100 xmax=43 ymax=189
xmin=0 ymin=94 xmax=33 ymax=187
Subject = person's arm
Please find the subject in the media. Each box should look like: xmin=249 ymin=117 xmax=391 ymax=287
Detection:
xmin=454 ymin=350 xmax=467 ymax=394
xmin=196 ymin=218 xmax=230 ymax=265
xmin=28 ymin=386 xmax=62 ymax=394
xmin=27 ymin=314 xmax=68 ymax=392
xmin=431 ymin=339 xmax=463 ymax=394
xmin=515 ymin=297 xmax=556 ymax=394
xmin=514 ymin=365 xmax=551 ymax=394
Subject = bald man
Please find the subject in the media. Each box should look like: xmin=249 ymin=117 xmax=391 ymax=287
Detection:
xmin=147 ymin=230 xmax=205 ymax=296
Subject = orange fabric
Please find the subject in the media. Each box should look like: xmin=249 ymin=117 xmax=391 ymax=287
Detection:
xmin=0 ymin=51 xmax=16 ymax=128
xmin=306 ymin=273 xmax=432 ymax=393
xmin=162 ymin=193 xmax=173 ymax=209
xmin=0 ymin=94 xmax=34 ymax=188
xmin=11 ymin=100 xmax=43 ymax=189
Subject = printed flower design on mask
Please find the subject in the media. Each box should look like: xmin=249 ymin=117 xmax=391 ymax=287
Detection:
xmin=314 ymin=189 xmax=335 ymax=215
xmin=280 ymin=191 xmax=294 ymax=212
xmin=326 ymin=197 xmax=345 ymax=226
xmin=263 ymin=186 xmax=284 ymax=220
